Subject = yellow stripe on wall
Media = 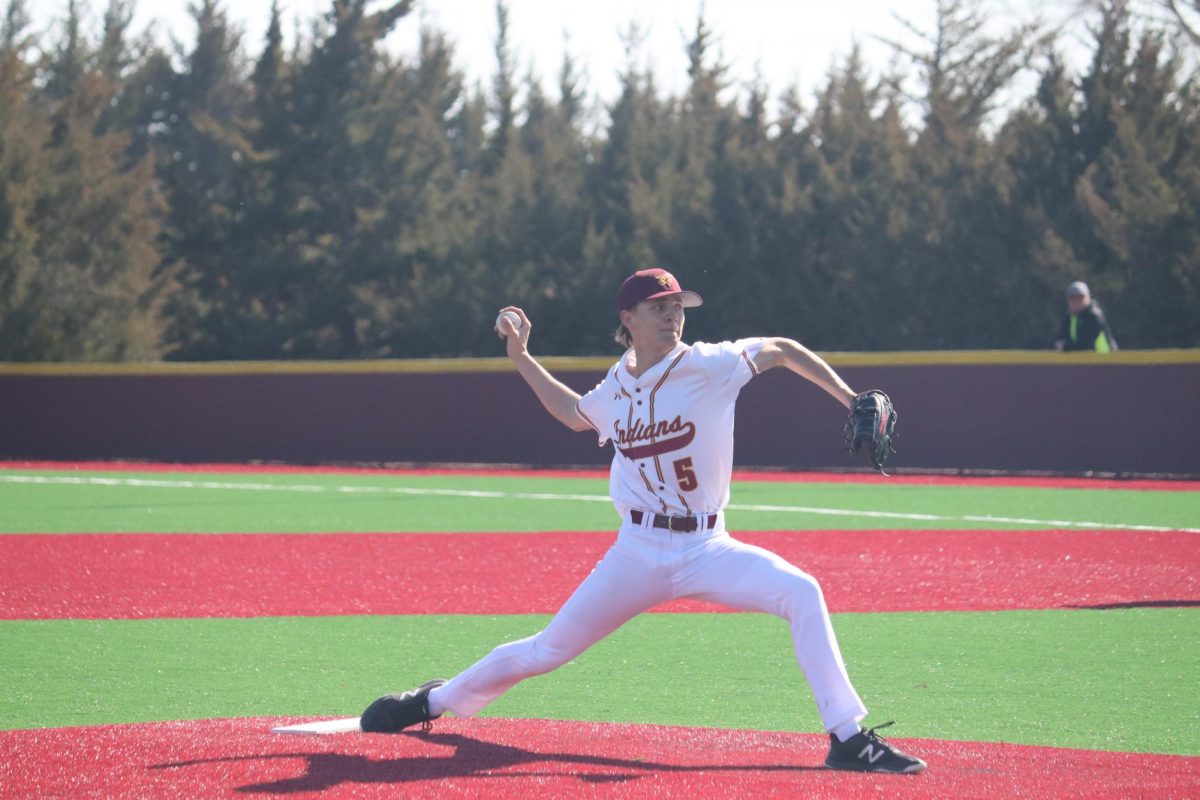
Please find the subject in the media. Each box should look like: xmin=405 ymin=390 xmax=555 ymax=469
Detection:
xmin=0 ymin=358 xmax=528 ymax=376
xmin=0 ymin=349 xmax=1197 ymax=376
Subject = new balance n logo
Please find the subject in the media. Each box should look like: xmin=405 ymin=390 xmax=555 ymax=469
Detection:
xmin=858 ymin=743 xmax=885 ymax=764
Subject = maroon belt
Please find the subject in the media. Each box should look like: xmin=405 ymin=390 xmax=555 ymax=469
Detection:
xmin=630 ymin=510 xmax=718 ymax=533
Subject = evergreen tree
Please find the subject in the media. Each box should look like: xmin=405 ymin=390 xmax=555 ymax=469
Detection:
xmin=159 ymin=0 xmax=262 ymax=358
xmin=1001 ymin=56 xmax=1094 ymax=343
xmin=481 ymin=0 xmax=515 ymax=176
xmin=0 ymin=2 xmax=49 ymax=358
xmin=1005 ymin=0 xmax=1199 ymax=347
xmin=503 ymin=58 xmax=590 ymax=352
xmin=275 ymin=0 xmax=414 ymax=357
xmin=1070 ymin=1 xmax=1198 ymax=345
xmin=579 ymin=22 xmax=668 ymax=351
xmin=1 ymin=0 xmax=1195 ymax=359
xmin=653 ymin=13 xmax=733 ymax=341
xmin=166 ymin=0 xmax=417 ymax=358
xmin=0 ymin=0 xmax=164 ymax=360
xmin=94 ymin=0 xmax=136 ymax=81
xmin=791 ymin=49 xmax=916 ymax=349
xmin=349 ymin=25 xmax=476 ymax=357
xmin=29 ymin=73 xmax=165 ymax=360
xmin=886 ymin=0 xmax=1042 ymax=347
xmin=43 ymin=0 xmax=85 ymax=101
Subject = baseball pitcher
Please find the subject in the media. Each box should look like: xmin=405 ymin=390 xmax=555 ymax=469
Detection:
xmin=360 ymin=268 xmax=924 ymax=774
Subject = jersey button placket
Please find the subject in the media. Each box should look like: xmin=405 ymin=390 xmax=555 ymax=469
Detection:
xmin=631 ymin=386 xmax=662 ymax=505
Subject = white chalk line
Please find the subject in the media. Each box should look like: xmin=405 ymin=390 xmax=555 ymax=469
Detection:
xmin=2 ymin=473 xmax=1197 ymax=534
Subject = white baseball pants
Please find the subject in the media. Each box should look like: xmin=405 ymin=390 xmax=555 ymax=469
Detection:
xmin=432 ymin=514 xmax=867 ymax=733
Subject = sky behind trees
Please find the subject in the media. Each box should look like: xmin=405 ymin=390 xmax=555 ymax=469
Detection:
xmin=32 ymin=0 xmax=1098 ymax=116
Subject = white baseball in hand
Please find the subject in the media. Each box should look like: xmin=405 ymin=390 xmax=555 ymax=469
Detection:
xmin=495 ymin=310 xmax=522 ymax=336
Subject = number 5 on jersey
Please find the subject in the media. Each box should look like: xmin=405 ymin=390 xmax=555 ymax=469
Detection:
xmin=674 ymin=457 xmax=698 ymax=491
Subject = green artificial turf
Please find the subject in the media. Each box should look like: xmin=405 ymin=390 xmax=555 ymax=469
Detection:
xmin=2 ymin=609 xmax=1196 ymax=756
xmin=3 ymin=465 xmax=1196 ymax=762
xmin=2 ymin=468 xmax=1197 ymax=533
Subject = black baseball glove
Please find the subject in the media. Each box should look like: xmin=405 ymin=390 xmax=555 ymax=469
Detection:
xmin=845 ymin=390 xmax=897 ymax=474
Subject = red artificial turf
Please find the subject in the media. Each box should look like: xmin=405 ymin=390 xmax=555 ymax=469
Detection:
xmin=3 ymin=529 xmax=1196 ymax=620
xmin=1 ymin=717 xmax=1196 ymax=800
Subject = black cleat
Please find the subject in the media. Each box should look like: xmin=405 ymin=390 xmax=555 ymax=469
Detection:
xmin=360 ymin=679 xmax=446 ymax=733
xmin=825 ymin=721 xmax=927 ymax=774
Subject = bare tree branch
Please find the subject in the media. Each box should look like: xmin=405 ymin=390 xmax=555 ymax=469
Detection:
xmin=1162 ymin=0 xmax=1200 ymax=45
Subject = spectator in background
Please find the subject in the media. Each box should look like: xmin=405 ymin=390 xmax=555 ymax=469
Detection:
xmin=1055 ymin=281 xmax=1118 ymax=352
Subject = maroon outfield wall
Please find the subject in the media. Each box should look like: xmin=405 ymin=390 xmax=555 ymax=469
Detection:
xmin=0 ymin=351 xmax=1197 ymax=476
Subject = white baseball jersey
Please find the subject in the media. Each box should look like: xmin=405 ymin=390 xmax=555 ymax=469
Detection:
xmin=433 ymin=335 xmax=868 ymax=736
xmin=576 ymin=338 xmax=764 ymax=519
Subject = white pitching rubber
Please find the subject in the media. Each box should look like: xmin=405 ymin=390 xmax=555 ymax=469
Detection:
xmin=272 ymin=717 xmax=362 ymax=735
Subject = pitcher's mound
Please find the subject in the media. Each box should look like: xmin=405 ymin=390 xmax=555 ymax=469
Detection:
xmin=2 ymin=716 xmax=1196 ymax=798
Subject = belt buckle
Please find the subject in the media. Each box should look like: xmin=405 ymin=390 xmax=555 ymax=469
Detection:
xmin=667 ymin=515 xmax=692 ymax=532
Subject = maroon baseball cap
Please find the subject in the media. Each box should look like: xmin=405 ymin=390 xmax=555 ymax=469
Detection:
xmin=617 ymin=268 xmax=703 ymax=312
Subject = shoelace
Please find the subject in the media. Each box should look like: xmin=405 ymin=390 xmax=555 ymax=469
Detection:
xmin=863 ymin=720 xmax=896 ymax=741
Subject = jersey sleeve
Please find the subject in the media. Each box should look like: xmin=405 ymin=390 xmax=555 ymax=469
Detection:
xmin=732 ymin=337 xmax=765 ymax=382
xmin=695 ymin=338 xmax=764 ymax=393
xmin=576 ymin=371 xmax=613 ymax=446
